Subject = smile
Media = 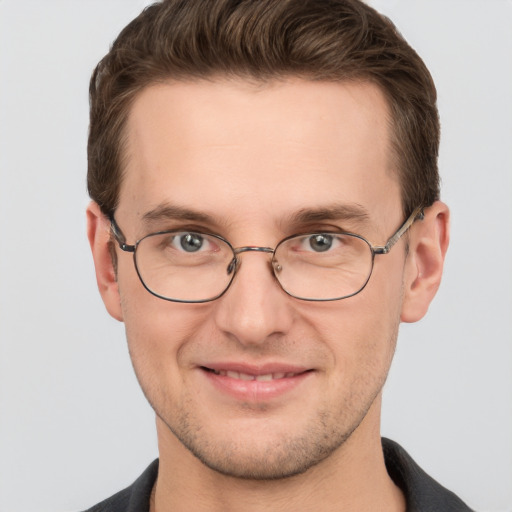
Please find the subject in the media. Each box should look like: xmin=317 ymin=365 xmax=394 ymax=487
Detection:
xmin=209 ymin=369 xmax=300 ymax=381
xmin=200 ymin=365 xmax=313 ymax=402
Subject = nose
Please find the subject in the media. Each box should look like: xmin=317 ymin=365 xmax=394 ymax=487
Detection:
xmin=213 ymin=249 xmax=294 ymax=347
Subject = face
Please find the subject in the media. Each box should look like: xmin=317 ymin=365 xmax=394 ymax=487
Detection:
xmin=96 ymin=79 xmax=414 ymax=479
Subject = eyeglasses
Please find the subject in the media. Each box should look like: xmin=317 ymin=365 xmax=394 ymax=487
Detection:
xmin=110 ymin=206 xmax=423 ymax=303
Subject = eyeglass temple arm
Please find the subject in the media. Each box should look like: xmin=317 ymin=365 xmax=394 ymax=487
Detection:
xmin=109 ymin=215 xmax=136 ymax=253
xmin=372 ymin=206 xmax=424 ymax=255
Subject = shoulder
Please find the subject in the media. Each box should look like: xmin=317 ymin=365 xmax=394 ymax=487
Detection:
xmin=382 ymin=438 xmax=474 ymax=512
xmin=82 ymin=459 xmax=159 ymax=512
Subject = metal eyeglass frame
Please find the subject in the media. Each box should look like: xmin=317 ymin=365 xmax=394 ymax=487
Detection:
xmin=109 ymin=206 xmax=424 ymax=303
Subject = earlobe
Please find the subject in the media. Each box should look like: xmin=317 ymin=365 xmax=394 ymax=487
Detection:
xmin=400 ymin=201 xmax=450 ymax=323
xmin=86 ymin=201 xmax=124 ymax=322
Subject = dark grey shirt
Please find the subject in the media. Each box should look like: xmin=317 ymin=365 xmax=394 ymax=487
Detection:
xmin=84 ymin=438 xmax=474 ymax=511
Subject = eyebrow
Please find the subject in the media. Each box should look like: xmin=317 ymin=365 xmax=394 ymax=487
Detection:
xmin=140 ymin=201 xmax=371 ymax=232
xmin=286 ymin=203 xmax=371 ymax=228
xmin=142 ymin=203 xmax=214 ymax=225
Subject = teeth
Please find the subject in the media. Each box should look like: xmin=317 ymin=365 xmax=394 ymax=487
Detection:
xmin=255 ymin=374 xmax=273 ymax=381
xmin=211 ymin=369 xmax=296 ymax=381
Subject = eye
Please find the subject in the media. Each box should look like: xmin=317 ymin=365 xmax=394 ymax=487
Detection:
xmin=172 ymin=232 xmax=206 ymax=252
xmin=307 ymin=234 xmax=336 ymax=252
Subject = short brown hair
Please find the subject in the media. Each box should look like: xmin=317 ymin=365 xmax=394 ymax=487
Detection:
xmin=88 ymin=0 xmax=440 ymax=217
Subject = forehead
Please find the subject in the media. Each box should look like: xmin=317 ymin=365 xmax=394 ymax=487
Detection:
xmin=119 ymin=78 xmax=400 ymax=235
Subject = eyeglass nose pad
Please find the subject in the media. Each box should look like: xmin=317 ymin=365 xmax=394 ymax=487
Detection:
xmin=227 ymin=257 xmax=239 ymax=275
xmin=272 ymin=260 xmax=282 ymax=274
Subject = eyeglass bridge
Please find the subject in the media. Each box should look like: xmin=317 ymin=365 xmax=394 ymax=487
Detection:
xmin=227 ymin=246 xmax=277 ymax=275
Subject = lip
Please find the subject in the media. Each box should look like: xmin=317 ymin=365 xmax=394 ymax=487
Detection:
xmin=199 ymin=362 xmax=314 ymax=402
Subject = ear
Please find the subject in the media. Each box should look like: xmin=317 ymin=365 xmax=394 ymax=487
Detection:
xmin=86 ymin=201 xmax=124 ymax=322
xmin=400 ymin=201 xmax=450 ymax=323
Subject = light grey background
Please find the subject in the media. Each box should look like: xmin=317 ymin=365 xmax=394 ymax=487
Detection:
xmin=0 ymin=1 xmax=510 ymax=511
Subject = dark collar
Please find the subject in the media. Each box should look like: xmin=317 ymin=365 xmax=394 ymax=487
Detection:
xmin=382 ymin=438 xmax=474 ymax=511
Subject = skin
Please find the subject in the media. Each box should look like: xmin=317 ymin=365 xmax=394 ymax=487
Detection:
xmin=88 ymin=78 xmax=449 ymax=511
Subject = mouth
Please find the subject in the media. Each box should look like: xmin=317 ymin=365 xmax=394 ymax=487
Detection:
xmin=203 ymin=367 xmax=303 ymax=381
xmin=199 ymin=364 xmax=314 ymax=401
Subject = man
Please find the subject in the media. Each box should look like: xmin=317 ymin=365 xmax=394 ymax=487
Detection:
xmin=84 ymin=0 xmax=473 ymax=510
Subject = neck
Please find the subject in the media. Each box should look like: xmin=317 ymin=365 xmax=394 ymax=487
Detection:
xmin=150 ymin=400 xmax=405 ymax=512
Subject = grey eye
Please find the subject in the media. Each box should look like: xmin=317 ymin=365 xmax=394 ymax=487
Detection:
xmin=179 ymin=233 xmax=204 ymax=252
xmin=309 ymin=234 xmax=333 ymax=252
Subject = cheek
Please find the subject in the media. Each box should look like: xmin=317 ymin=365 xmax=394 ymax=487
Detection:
xmin=122 ymin=298 xmax=203 ymax=359
xmin=353 ymin=268 xmax=404 ymax=374
xmin=120 ymin=297 xmax=217 ymax=422
xmin=118 ymin=266 xmax=209 ymax=385
xmin=303 ymin=266 xmax=404 ymax=379
xmin=117 ymin=256 xmax=198 ymax=350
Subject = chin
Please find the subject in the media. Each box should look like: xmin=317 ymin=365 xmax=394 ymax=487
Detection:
xmin=161 ymin=409 xmax=358 ymax=481
xmin=183 ymin=437 xmax=338 ymax=480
